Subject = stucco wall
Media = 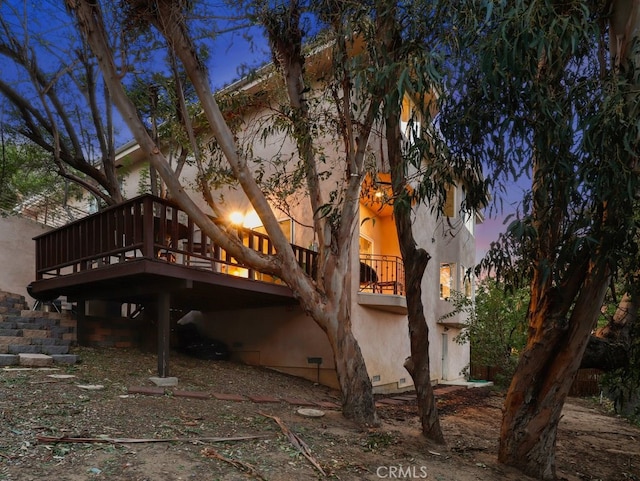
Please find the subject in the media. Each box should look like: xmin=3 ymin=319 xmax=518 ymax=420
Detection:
xmin=0 ymin=215 xmax=50 ymax=302
xmin=414 ymin=189 xmax=474 ymax=382
xmin=183 ymin=306 xmax=339 ymax=389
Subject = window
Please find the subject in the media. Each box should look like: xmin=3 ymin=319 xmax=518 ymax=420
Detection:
xmin=444 ymin=184 xmax=455 ymax=218
xmin=439 ymin=263 xmax=456 ymax=300
xmin=461 ymin=188 xmax=475 ymax=234
xmin=400 ymin=96 xmax=421 ymax=143
xmin=464 ymin=211 xmax=474 ymax=235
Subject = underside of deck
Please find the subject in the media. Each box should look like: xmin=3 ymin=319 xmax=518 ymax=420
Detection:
xmin=28 ymin=258 xmax=297 ymax=312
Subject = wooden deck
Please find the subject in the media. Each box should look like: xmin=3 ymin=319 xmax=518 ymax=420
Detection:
xmin=27 ymin=195 xmax=321 ymax=378
xmin=29 ymin=194 xmax=317 ymax=310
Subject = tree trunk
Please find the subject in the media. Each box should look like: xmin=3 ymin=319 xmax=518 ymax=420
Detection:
xmin=498 ymin=262 xmax=609 ymax=479
xmin=69 ymin=0 xmax=379 ymax=428
xmin=395 ymin=200 xmax=444 ymax=443
xmin=384 ymin=62 xmax=443 ymax=441
xmin=401 ymin=247 xmax=445 ymax=443
xmin=328 ymin=306 xmax=379 ymax=425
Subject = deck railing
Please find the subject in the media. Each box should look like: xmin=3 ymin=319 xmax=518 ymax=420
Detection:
xmin=359 ymin=254 xmax=405 ymax=296
xmin=34 ymin=194 xmax=317 ymax=283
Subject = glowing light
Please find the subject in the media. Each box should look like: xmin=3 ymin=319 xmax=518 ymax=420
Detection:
xmin=374 ymin=191 xmax=384 ymax=198
xmin=229 ymin=211 xmax=245 ymax=225
xmin=228 ymin=266 xmax=249 ymax=278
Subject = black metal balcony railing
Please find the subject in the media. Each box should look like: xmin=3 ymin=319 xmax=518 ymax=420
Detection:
xmin=34 ymin=194 xmax=317 ymax=283
xmin=359 ymin=254 xmax=405 ymax=296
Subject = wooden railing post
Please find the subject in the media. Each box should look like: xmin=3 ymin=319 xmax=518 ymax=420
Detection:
xmin=142 ymin=196 xmax=155 ymax=259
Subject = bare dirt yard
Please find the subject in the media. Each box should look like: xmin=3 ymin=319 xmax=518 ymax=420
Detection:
xmin=0 ymin=347 xmax=638 ymax=481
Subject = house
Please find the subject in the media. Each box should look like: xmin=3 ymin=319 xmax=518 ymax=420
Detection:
xmin=28 ymin=44 xmax=481 ymax=393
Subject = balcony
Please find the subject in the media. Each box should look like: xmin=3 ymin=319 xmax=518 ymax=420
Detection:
xmin=359 ymin=254 xmax=405 ymax=296
xmin=358 ymin=254 xmax=407 ymax=314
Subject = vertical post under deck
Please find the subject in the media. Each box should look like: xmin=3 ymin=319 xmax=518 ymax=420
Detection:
xmin=157 ymin=292 xmax=171 ymax=378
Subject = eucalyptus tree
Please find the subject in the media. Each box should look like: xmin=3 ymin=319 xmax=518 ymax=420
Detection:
xmin=440 ymin=0 xmax=640 ymax=477
xmin=260 ymin=0 xmax=484 ymax=442
xmin=66 ymin=0 xmax=384 ymax=424
xmin=127 ymin=70 xmax=196 ymax=198
xmin=359 ymin=0 xmax=488 ymax=443
xmin=0 ymin=2 xmax=123 ymax=206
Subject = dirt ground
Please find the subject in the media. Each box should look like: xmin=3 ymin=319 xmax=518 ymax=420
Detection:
xmin=0 ymin=348 xmax=638 ymax=481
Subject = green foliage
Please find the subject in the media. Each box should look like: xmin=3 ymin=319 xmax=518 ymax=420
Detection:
xmin=441 ymin=0 xmax=640 ymax=283
xmin=350 ymin=0 xmax=489 ymax=221
xmin=453 ymin=279 xmax=529 ymax=386
xmin=136 ymin=165 xmax=152 ymax=196
xmin=601 ymin=293 xmax=640 ymax=420
xmin=0 ymin=139 xmax=67 ymax=211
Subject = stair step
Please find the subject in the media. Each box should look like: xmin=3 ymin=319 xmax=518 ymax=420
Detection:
xmin=21 ymin=329 xmax=49 ymax=339
xmin=0 ymin=354 xmax=18 ymax=366
xmin=41 ymin=345 xmax=69 ymax=355
xmin=18 ymin=353 xmax=53 ymax=367
xmin=0 ymin=292 xmax=77 ymax=365
xmin=20 ymin=310 xmax=67 ymax=320
xmin=0 ymin=303 xmax=27 ymax=312
xmin=30 ymin=338 xmax=58 ymax=346
xmin=0 ymin=329 xmax=21 ymax=337
xmin=8 ymin=345 xmax=40 ymax=354
xmin=0 ymin=337 xmax=27 ymax=346
xmin=16 ymin=321 xmax=55 ymax=330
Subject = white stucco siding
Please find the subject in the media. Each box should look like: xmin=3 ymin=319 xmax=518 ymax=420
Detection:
xmin=351 ymin=303 xmax=413 ymax=393
xmin=413 ymin=184 xmax=475 ymax=382
xmin=112 ymin=82 xmax=476 ymax=390
xmin=185 ymin=305 xmax=338 ymax=388
xmin=0 ymin=216 xmax=50 ymax=302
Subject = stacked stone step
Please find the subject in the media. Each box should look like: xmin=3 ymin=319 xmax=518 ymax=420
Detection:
xmin=0 ymin=291 xmax=77 ymax=366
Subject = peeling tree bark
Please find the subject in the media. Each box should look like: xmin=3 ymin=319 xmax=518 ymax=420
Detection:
xmin=497 ymin=2 xmax=640 ymax=477
xmin=498 ymin=259 xmax=610 ymax=479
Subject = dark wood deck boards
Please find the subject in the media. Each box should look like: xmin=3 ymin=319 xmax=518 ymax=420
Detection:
xmin=29 ymin=258 xmax=297 ymax=311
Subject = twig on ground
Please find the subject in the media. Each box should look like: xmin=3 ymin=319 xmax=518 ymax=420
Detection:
xmin=201 ymin=446 xmax=268 ymax=481
xmin=259 ymin=411 xmax=326 ymax=476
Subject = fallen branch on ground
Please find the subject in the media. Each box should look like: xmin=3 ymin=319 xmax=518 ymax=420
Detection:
xmin=259 ymin=411 xmax=326 ymax=476
xmin=36 ymin=434 xmax=266 ymax=444
xmin=201 ymin=446 xmax=268 ymax=481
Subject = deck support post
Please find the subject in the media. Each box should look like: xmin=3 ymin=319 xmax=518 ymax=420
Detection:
xmin=157 ymin=292 xmax=171 ymax=378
